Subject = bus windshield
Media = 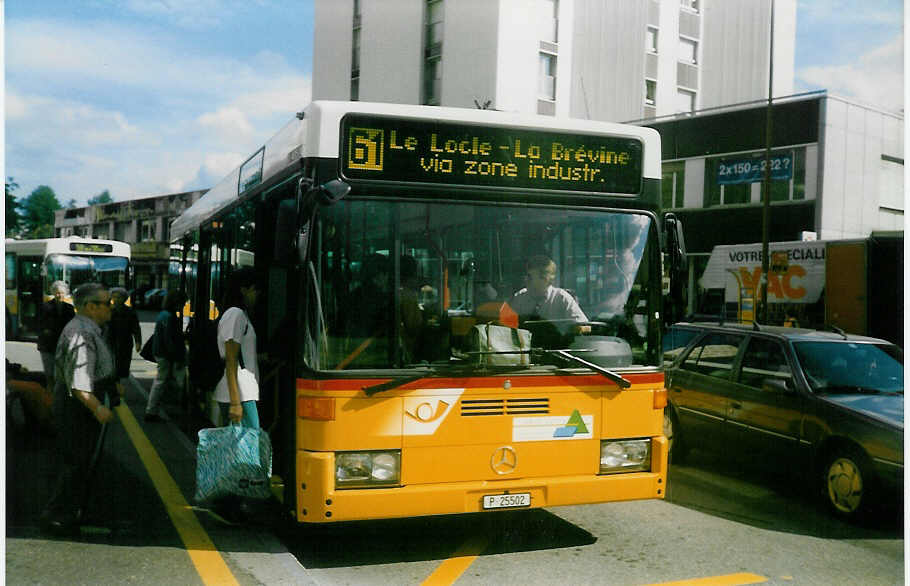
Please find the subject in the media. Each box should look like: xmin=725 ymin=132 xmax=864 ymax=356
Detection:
xmin=308 ymin=198 xmax=658 ymax=372
xmin=45 ymin=254 xmax=130 ymax=294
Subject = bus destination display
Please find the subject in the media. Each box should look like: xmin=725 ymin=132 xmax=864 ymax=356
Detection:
xmin=340 ymin=114 xmax=643 ymax=194
xmin=69 ymin=242 xmax=113 ymax=253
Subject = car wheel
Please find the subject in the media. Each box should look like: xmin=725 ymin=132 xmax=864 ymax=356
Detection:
xmin=663 ymin=406 xmax=688 ymax=464
xmin=822 ymin=447 xmax=871 ymax=519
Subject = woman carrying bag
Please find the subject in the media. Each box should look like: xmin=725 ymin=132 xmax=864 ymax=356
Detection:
xmin=215 ymin=267 xmax=260 ymax=428
xmin=194 ymin=266 xmax=270 ymax=520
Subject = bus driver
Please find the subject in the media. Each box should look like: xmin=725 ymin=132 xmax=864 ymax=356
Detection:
xmin=507 ymin=255 xmax=591 ymax=337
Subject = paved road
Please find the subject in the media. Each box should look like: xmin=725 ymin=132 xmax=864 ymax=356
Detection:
xmin=5 ymin=329 xmax=311 ymax=585
xmin=4 ymin=318 xmax=904 ymax=585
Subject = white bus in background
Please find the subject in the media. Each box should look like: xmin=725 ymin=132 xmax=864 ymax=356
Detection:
xmin=5 ymin=236 xmax=132 ymax=340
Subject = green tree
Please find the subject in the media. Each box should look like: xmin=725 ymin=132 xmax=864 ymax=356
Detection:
xmin=21 ymin=185 xmax=61 ymax=238
xmin=87 ymin=189 xmax=113 ymax=205
xmin=5 ymin=177 xmax=22 ymax=237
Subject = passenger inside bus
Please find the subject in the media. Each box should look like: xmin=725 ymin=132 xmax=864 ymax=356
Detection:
xmin=505 ymin=255 xmax=591 ymax=348
xmin=316 ymin=202 xmax=657 ymax=369
xmin=399 ymin=255 xmax=424 ymax=363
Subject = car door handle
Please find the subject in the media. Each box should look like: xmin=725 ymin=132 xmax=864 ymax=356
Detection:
xmin=730 ymin=402 xmax=742 ymax=409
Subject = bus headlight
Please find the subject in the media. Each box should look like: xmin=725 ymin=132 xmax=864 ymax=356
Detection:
xmin=600 ymin=439 xmax=651 ymax=474
xmin=335 ymin=450 xmax=401 ymax=488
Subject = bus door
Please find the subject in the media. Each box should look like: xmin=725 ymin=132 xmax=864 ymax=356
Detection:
xmin=16 ymin=256 xmax=44 ymax=340
xmin=6 ymin=251 xmax=17 ymax=338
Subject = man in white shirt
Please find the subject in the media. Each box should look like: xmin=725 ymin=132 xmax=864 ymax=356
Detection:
xmin=508 ymin=255 xmax=591 ymax=336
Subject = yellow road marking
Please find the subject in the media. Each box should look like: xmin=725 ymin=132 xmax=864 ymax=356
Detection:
xmin=644 ymin=573 xmax=767 ymax=586
xmin=116 ymin=404 xmax=239 ymax=586
xmin=421 ymin=534 xmax=489 ymax=586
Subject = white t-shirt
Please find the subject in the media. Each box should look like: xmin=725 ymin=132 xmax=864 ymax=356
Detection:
xmin=214 ymin=306 xmax=259 ymax=403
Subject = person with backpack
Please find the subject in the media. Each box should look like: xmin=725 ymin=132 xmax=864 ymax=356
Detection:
xmin=215 ymin=267 xmax=261 ymax=428
xmin=144 ymin=290 xmax=187 ymax=422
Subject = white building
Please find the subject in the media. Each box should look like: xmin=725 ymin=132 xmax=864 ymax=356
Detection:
xmin=313 ymin=0 xmax=796 ymax=122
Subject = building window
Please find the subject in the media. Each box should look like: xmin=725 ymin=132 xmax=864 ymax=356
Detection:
xmin=351 ymin=28 xmax=361 ymax=74
xmin=680 ymin=0 xmax=699 ymax=12
xmin=424 ymin=0 xmax=444 ymax=105
xmin=140 ymin=220 xmax=157 ymax=242
xmin=351 ymin=76 xmax=360 ymax=101
xmin=538 ymin=52 xmax=557 ymax=100
xmin=662 ymin=161 xmax=685 ymax=208
xmin=645 ymin=79 xmax=657 ymax=105
xmin=679 ymin=37 xmax=697 ymax=64
xmin=424 ymin=58 xmax=441 ymax=105
xmin=115 ymin=221 xmax=129 ymax=241
xmin=646 ymin=26 xmax=658 ymax=53
xmin=676 ymin=88 xmax=695 ymax=113
xmin=351 ymin=7 xmax=361 ymax=101
xmin=704 ymin=148 xmax=805 ymax=208
xmin=540 ymin=0 xmax=558 ymax=43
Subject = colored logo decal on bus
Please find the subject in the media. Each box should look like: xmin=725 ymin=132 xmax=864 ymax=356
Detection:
xmin=553 ymin=410 xmax=590 ymax=437
xmin=512 ymin=410 xmax=594 ymax=442
xmin=402 ymin=390 xmax=464 ymax=436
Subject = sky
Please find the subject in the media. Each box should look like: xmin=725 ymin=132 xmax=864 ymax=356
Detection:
xmin=3 ymin=0 xmax=905 ymax=207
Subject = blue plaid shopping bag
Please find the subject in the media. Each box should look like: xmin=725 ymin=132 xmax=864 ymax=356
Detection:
xmin=194 ymin=424 xmax=272 ymax=502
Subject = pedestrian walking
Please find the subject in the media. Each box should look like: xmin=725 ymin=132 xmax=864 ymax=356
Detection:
xmin=105 ymin=287 xmax=142 ymax=396
xmin=41 ymin=282 xmax=118 ymax=535
xmin=37 ymin=280 xmax=75 ymax=393
xmin=144 ymin=290 xmax=187 ymax=422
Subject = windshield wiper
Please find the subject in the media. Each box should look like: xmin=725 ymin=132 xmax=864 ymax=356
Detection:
xmin=363 ymin=369 xmax=435 ymax=396
xmin=539 ymin=348 xmax=632 ymax=389
xmin=362 ymin=362 xmax=529 ymax=395
xmin=363 ymin=348 xmax=634 ymax=395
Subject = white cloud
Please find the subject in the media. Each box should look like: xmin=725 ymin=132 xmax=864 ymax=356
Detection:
xmin=797 ymin=36 xmax=904 ymax=112
xmin=5 ymin=17 xmax=312 ymax=204
xmin=203 ymin=152 xmax=245 ymax=180
xmin=7 ymin=90 xmax=144 ymax=149
xmin=197 ymin=107 xmax=256 ymax=144
xmin=6 ymin=20 xmax=306 ymax=104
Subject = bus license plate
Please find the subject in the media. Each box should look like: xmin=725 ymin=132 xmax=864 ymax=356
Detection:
xmin=482 ymin=493 xmax=531 ymax=509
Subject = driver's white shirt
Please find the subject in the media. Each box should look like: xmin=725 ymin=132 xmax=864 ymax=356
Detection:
xmin=508 ymin=285 xmax=588 ymax=322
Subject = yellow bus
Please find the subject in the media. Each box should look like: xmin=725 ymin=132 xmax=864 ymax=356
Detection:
xmin=170 ymin=101 xmax=686 ymax=523
xmin=5 ymin=237 xmax=131 ymax=340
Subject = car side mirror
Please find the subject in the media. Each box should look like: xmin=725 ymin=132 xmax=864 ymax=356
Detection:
xmin=762 ymin=377 xmax=794 ymax=394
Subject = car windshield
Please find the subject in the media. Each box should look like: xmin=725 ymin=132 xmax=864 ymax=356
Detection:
xmin=794 ymin=341 xmax=904 ymax=394
xmin=45 ymin=254 xmax=130 ymax=293
xmin=306 ymin=199 xmax=659 ymax=371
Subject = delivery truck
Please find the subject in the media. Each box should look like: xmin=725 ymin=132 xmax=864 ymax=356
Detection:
xmin=698 ymin=232 xmax=902 ymax=346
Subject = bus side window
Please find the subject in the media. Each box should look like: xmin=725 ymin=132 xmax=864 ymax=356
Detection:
xmin=6 ymin=252 xmax=16 ymax=290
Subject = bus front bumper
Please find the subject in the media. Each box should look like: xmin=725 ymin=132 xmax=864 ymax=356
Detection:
xmin=294 ymin=437 xmax=667 ymax=523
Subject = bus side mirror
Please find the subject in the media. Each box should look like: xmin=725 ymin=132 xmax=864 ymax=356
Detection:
xmin=283 ymin=179 xmax=351 ymax=266
xmin=315 ymin=179 xmax=351 ymax=204
xmin=663 ymin=213 xmax=688 ymax=324
xmin=664 ymin=213 xmax=687 ymax=274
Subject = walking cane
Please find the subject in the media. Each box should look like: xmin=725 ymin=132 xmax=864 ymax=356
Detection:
xmin=76 ymin=395 xmax=111 ymax=525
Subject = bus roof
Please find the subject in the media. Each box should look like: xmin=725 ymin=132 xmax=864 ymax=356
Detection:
xmin=170 ymin=100 xmax=662 ymax=241
xmin=5 ymin=236 xmax=131 ymax=258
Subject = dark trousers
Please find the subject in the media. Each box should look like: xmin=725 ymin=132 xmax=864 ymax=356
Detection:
xmin=44 ymin=390 xmax=102 ymax=521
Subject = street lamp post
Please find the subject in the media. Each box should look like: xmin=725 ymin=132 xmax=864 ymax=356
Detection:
xmin=760 ymin=0 xmax=775 ymax=324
